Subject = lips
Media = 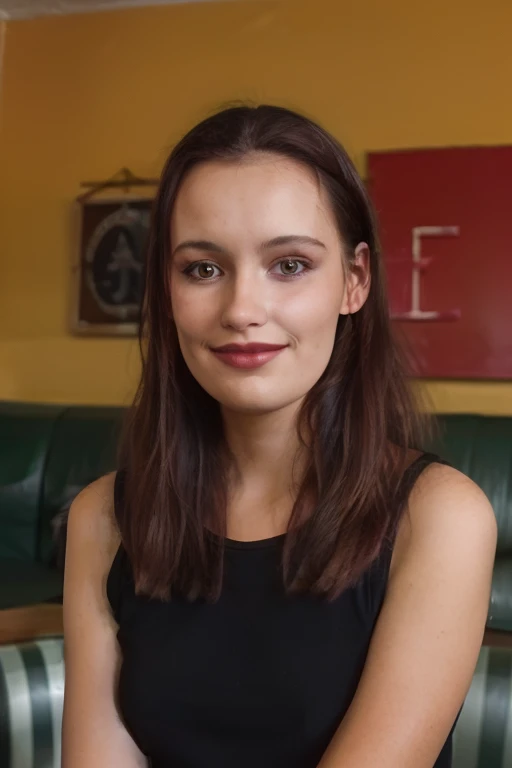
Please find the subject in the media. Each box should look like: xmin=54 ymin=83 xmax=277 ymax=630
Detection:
xmin=210 ymin=344 xmax=288 ymax=369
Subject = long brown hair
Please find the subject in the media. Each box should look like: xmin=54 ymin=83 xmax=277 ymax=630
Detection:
xmin=117 ymin=103 xmax=434 ymax=603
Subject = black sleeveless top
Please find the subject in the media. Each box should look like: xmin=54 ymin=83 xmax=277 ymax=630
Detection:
xmin=107 ymin=452 xmax=462 ymax=767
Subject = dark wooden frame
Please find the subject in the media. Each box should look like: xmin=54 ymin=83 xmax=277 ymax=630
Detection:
xmin=70 ymin=196 xmax=153 ymax=337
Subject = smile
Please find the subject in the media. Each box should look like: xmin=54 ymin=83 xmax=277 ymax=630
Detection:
xmin=210 ymin=347 xmax=287 ymax=369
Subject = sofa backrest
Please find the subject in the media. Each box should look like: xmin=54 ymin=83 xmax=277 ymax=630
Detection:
xmin=39 ymin=406 xmax=123 ymax=564
xmin=0 ymin=402 xmax=123 ymax=564
xmin=431 ymin=415 xmax=512 ymax=554
xmin=1 ymin=405 xmax=511 ymax=565
xmin=0 ymin=403 xmax=65 ymax=560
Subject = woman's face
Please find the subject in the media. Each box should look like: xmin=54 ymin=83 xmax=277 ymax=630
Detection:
xmin=169 ymin=153 xmax=370 ymax=415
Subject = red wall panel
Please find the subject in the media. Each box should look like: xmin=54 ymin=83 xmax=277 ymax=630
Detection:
xmin=367 ymin=147 xmax=512 ymax=379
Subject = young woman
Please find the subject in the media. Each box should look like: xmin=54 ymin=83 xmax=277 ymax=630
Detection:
xmin=62 ymin=104 xmax=497 ymax=768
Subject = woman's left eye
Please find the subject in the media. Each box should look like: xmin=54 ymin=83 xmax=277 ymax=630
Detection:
xmin=273 ymin=258 xmax=312 ymax=278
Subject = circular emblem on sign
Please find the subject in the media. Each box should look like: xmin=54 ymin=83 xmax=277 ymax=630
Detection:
xmin=85 ymin=205 xmax=149 ymax=319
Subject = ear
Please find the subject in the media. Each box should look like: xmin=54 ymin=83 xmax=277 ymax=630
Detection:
xmin=339 ymin=242 xmax=371 ymax=316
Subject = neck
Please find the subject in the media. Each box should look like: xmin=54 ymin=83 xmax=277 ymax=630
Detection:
xmin=221 ymin=400 xmax=310 ymax=508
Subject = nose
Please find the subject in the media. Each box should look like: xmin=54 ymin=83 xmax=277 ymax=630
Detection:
xmin=220 ymin=269 xmax=268 ymax=331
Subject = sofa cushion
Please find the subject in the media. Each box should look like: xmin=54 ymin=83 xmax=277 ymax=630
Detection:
xmin=2 ymin=638 xmax=511 ymax=768
xmin=0 ymin=561 xmax=63 ymax=611
xmin=453 ymin=645 xmax=512 ymax=767
xmin=0 ymin=636 xmax=64 ymax=768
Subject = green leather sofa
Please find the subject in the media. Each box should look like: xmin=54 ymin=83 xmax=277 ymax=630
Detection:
xmin=0 ymin=402 xmax=511 ymax=768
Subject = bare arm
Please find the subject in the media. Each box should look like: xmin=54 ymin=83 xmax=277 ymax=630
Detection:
xmin=317 ymin=463 xmax=497 ymax=768
xmin=61 ymin=473 xmax=148 ymax=768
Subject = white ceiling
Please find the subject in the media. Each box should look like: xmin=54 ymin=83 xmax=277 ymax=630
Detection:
xmin=0 ymin=0 xmax=232 ymax=20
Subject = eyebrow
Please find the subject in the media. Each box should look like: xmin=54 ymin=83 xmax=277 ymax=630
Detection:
xmin=171 ymin=234 xmax=327 ymax=258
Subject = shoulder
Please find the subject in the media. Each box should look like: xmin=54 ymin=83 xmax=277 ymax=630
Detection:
xmin=324 ymin=460 xmax=498 ymax=765
xmin=390 ymin=458 xmax=497 ymax=582
xmin=407 ymin=459 xmax=496 ymax=544
xmin=62 ymin=473 xmax=148 ymax=764
xmin=66 ymin=472 xmax=122 ymax=569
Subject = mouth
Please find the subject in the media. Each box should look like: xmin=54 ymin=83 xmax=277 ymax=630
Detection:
xmin=209 ymin=345 xmax=288 ymax=369
xmin=210 ymin=343 xmax=289 ymax=353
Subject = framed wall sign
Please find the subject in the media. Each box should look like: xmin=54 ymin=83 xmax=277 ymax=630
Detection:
xmin=71 ymin=169 xmax=157 ymax=336
xmin=367 ymin=146 xmax=512 ymax=379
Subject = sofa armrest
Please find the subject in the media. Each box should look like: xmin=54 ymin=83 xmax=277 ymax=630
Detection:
xmin=0 ymin=604 xmax=63 ymax=645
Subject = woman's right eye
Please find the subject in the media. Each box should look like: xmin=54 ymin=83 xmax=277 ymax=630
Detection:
xmin=182 ymin=262 xmax=221 ymax=281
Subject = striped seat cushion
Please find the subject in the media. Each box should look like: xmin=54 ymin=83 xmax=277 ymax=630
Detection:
xmin=1 ymin=638 xmax=512 ymax=767
xmin=453 ymin=645 xmax=512 ymax=767
xmin=0 ymin=636 xmax=64 ymax=768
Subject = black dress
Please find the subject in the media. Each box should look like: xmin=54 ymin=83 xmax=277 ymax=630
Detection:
xmin=107 ymin=451 xmax=462 ymax=767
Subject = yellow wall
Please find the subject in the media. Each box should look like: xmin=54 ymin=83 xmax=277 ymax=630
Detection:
xmin=0 ymin=0 xmax=511 ymax=412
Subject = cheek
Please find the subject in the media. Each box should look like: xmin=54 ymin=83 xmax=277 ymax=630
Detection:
xmin=171 ymin=284 xmax=216 ymax=339
xmin=281 ymin=286 xmax=342 ymax=345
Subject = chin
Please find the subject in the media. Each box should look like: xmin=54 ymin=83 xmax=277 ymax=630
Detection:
xmin=221 ymin=402 xmax=289 ymax=417
xmin=208 ymin=385 xmax=305 ymax=417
